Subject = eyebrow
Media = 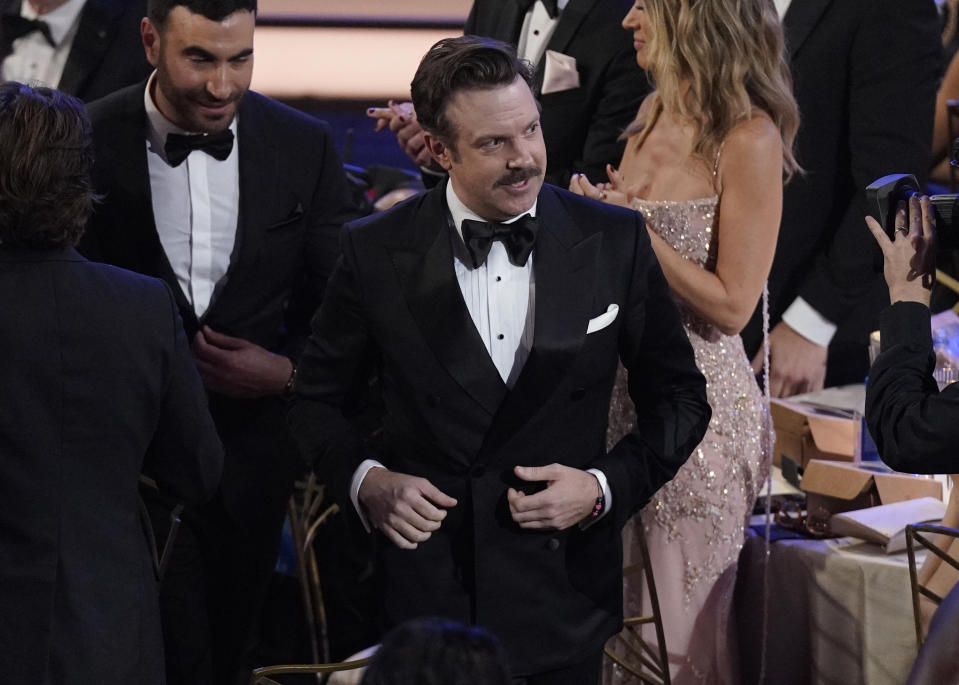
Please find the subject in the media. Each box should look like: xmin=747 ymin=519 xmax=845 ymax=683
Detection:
xmin=181 ymin=46 xmax=254 ymax=61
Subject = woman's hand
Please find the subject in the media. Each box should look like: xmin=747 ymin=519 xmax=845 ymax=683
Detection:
xmin=569 ymin=169 xmax=631 ymax=207
xmin=865 ymin=193 xmax=936 ymax=306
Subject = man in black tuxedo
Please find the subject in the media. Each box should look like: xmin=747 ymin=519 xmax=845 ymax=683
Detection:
xmin=77 ymin=0 xmax=358 ymax=682
xmin=742 ymin=0 xmax=940 ymax=396
xmin=370 ymin=0 xmax=647 ymax=187
xmin=0 ymin=82 xmax=222 ymax=685
xmin=0 ymin=0 xmax=150 ymax=101
xmin=290 ymin=36 xmax=710 ymax=684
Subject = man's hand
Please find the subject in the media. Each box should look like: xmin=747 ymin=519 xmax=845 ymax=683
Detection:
xmin=367 ymin=100 xmax=438 ymax=170
xmin=751 ymin=321 xmax=827 ymax=397
xmin=507 ymin=464 xmax=601 ymax=530
xmin=358 ymin=467 xmax=457 ymax=550
xmin=865 ymin=194 xmax=936 ymax=306
xmin=191 ymin=325 xmax=292 ymax=398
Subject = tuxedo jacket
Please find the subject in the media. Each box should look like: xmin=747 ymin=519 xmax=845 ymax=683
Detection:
xmin=466 ymin=0 xmax=648 ymax=186
xmin=741 ymin=0 xmax=940 ymax=385
xmin=0 ymin=247 xmax=222 ymax=685
xmin=289 ymin=182 xmax=710 ymax=675
xmin=79 ymin=82 xmax=357 ymax=527
xmin=0 ymin=0 xmax=150 ymax=102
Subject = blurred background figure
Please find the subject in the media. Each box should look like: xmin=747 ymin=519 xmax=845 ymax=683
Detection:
xmin=360 ymin=618 xmax=511 ymax=685
xmin=741 ymin=0 xmax=940 ymax=397
xmin=0 ymin=81 xmax=222 ymax=685
xmin=368 ymin=0 xmax=649 ymax=187
xmin=0 ymin=0 xmax=150 ymax=101
xmin=570 ymin=0 xmax=798 ymax=681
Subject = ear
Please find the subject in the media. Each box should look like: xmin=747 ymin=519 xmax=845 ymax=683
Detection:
xmin=423 ymin=131 xmax=454 ymax=171
xmin=141 ymin=17 xmax=161 ymax=67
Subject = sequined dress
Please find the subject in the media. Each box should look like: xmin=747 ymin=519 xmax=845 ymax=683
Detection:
xmin=604 ymin=196 xmax=769 ymax=685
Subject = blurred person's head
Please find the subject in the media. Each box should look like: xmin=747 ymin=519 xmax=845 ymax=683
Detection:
xmin=0 ymin=82 xmax=95 ymax=249
xmin=142 ymin=0 xmax=257 ymax=134
xmin=412 ymin=36 xmax=545 ymax=222
xmin=622 ymin=0 xmax=800 ymax=178
xmin=360 ymin=617 xmax=511 ymax=685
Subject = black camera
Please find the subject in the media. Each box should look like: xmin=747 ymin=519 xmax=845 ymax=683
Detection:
xmin=865 ymin=173 xmax=959 ymax=248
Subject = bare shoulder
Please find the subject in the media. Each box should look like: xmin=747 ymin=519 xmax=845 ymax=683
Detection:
xmin=724 ymin=112 xmax=782 ymax=160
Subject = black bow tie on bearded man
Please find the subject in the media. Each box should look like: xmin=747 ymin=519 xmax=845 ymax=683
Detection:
xmin=461 ymin=214 xmax=539 ymax=269
xmin=164 ymin=129 xmax=235 ymax=167
xmin=515 ymin=0 xmax=560 ymax=19
xmin=1 ymin=14 xmax=55 ymax=47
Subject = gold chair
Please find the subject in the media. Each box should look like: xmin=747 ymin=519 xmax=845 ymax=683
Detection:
xmin=905 ymin=522 xmax=959 ymax=647
xmin=287 ymin=472 xmax=340 ymax=665
xmin=248 ymin=657 xmax=373 ymax=685
xmin=604 ymin=522 xmax=671 ymax=685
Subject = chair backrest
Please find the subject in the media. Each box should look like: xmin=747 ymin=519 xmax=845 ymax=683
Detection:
xmin=905 ymin=523 xmax=959 ymax=647
xmin=249 ymin=657 xmax=373 ymax=685
xmin=603 ymin=520 xmax=671 ymax=685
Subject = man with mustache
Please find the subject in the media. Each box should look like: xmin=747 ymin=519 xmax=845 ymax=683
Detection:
xmin=77 ymin=0 xmax=357 ymax=683
xmin=289 ymin=36 xmax=710 ymax=684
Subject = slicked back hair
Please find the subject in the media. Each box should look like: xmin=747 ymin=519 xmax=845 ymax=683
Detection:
xmin=148 ymin=0 xmax=257 ymax=28
xmin=410 ymin=35 xmax=534 ymax=148
xmin=0 ymin=82 xmax=96 ymax=250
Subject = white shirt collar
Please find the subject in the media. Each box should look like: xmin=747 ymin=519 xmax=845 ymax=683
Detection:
xmin=20 ymin=0 xmax=86 ymax=46
xmin=446 ymin=181 xmax=537 ymax=242
xmin=143 ymin=71 xmax=239 ymax=164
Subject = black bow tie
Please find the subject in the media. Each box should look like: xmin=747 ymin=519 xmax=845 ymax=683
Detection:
xmin=2 ymin=14 xmax=55 ymax=47
xmin=164 ymin=129 xmax=235 ymax=167
xmin=461 ymin=214 xmax=539 ymax=268
xmin=516 ymin=0 xmax=560 ymax=19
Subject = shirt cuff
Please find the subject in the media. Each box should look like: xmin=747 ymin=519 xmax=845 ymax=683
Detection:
xmin=579 ymin=468 xmax=612 ymax=529
xmin=350 ymin=459 xmax=385 ymax=533
xmin=781 ymin=297 xmax=837 ymax=347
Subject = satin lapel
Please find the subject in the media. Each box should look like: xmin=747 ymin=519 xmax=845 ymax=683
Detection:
xmin=210 ymin=93 xmax=278 ymax=311
xmin=783 ymin=0 xmax=831 ymax=59
xmin=494 ymin=1 xmax=529 ymax=45
xmin=106 ymin=88 xmax=196 ymax=329
xmin=388 ymin=190 xmax=507 ymax=418
xmin=482 ymin=188 xmax=597 ymax=455
xmin=533 ymin=0 xmax=598 ymax=93
xmin=57 ymin=0 xmax=121 ymax=96
xmin=0 ymin=0 xmax=17 ymax=62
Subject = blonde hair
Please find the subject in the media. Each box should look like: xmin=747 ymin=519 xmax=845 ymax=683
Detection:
xmin=627 ymin=0 xmax=800 ymax=179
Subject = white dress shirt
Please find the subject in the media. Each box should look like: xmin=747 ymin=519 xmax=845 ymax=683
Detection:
xmin=516 ymin=0 xmax=571 ymax=69
xmin=144 ymin=73 xmax=239 ymax=319
xmin=1 ymin=0 xmax=85 ymax=87
xmin=350 ymin=181 xmax=611 ymax=531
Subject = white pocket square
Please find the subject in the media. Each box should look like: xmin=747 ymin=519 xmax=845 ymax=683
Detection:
xmin=541 ymin=50 xmax=580 ymax=95
xmin=586 ymin=304 xmax=619 ymax=334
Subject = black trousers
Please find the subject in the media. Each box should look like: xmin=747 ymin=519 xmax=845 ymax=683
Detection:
xmin=513 ymin=650 xmax=603 ymax=685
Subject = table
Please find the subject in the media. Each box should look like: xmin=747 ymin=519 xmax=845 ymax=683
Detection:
xmin=736 ymin=529 xmax=923 ymax=685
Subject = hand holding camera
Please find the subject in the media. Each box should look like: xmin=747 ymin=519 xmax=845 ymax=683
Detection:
xmin=865 ymin=193 xmax=937 ymax=306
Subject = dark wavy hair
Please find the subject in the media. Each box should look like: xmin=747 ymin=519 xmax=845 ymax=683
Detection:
xmin=410 ymin=35 xmax=533 ymax=148
xmin=148 ymin=0 xmax=257 ymax=27
xmin=360 ymin=617 xmax=511 ymax=685
xmin=0 ymin=82 xmax=96 ymax=249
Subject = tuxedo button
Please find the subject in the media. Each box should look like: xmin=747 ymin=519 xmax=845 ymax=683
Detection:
xmin=546 ymin=537 xmax=560 ymax=551
xmin=426 ymin=394 xmax=441 ymax=407
xmin=570 ymin=388 xmax=586 ymax=401
xmin=471 ymin=464 xmax=485 ymax=478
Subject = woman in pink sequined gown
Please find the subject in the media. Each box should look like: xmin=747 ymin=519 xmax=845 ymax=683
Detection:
xmin=571 ymin=1 xmax=799 ymax=682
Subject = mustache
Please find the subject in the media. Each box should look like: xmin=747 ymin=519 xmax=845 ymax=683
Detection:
xmin=495 ymin=167 xmax=543 ymax=186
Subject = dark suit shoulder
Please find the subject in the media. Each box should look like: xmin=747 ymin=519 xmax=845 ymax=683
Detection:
xmin=539 ymin=183 xmax=642 ymax=235
xmin=85 ymin=80 xmax=146 ymax=125
xmin=240 ymin=90 xmax=334 ymax=139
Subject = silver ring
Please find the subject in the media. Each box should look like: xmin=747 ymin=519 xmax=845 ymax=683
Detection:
xmin=896 ymin=225 xmax=908 ymax=235
xmin=599 ymin=191 xmax=608 ymax=201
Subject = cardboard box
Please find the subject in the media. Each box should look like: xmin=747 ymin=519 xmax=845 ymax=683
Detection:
xmin=801 ymin=460 xmax=943 ymax=520
xmin=770 ymin=398 xmax=861 ymax=470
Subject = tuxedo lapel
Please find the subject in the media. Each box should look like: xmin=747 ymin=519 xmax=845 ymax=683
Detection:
xmin=532 ymin=0 xmax=597 ymax=92
xmin=482 ymin=187 xmax=597 ymax=455
xmin=202 ymin=93 xmax=278 ymax=317
xmin=57 ymin=0 xmax=121 ymax=96
xmin=100 ymin=85 xmax=195 ymax=330
xmin=389 ymin=188 xmax=508 ymax=418
xmin=782 ymin=0 xmax=831 ymax=59
xmin=495 ymin=1 xmax=529 ymax=46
